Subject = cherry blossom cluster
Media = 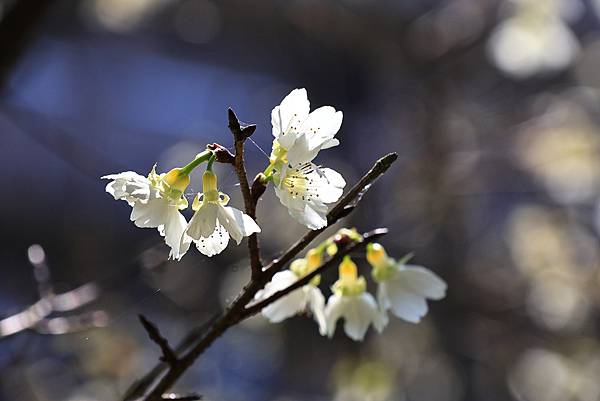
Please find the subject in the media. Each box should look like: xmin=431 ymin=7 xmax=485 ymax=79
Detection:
xmin=102 ymin=88 xmax=446 ymax=342
xmin=254 ymin=228 xmax=446 ymax=341
xmin=102 ymin=88 xmax=345 ymax=259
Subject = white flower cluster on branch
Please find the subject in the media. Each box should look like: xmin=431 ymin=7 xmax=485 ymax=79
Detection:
xmin=254 ymin=229 xmax=446 ymax=341
xmin=101 ymin=88 xmax=447 ymax=400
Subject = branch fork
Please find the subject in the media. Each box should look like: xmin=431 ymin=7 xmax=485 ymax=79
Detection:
xmin=124 ymin=108 xmax=398 ymax=401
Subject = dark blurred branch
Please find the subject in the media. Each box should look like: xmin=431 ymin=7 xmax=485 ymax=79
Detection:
xmin=161 ymin=394 xmax=201 ymax=401
xmin=227 ymin=108 xmax=262 ymax=279
xmin=132 ymin=152 xmax=397 ymax=401
xmin=0 ymin=245 xmax=106 ymax=339
xmin=139 ymin=315 xmax=178 ymax=366
xmin=0 ymin=0 xmax=54 ymax=91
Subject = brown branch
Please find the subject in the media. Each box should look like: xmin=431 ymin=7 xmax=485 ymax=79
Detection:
xmin=139 ymin=315 xmax=178 ymax=366
xmin=227 ymin=108 xmax=262 ymax=279
xmin=243 ymin=228 xmax=388 ymax=317
xmin=134 ymin=152 xmax=398 ymax=401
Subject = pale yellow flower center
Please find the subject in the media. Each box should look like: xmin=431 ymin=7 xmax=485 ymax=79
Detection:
xmin=333 ymin=256 xmax=366 ymax=296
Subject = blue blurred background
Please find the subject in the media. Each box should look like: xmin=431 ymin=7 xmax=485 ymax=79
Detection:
xmin=3 ymin=0 xmax=600 ymax=400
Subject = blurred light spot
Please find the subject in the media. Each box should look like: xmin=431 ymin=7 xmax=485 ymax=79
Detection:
xmin=82 ymin=0 xmax=171 ymax=33
xmin=333 ymin=359 xmax=396 ymax=401
xmin=516 ymin=102 xmax=600 ymax=204
xmin=27 ymin=244 xmax=46 ymax=265
xmin=173 ymin=0 xmax=221 ymax=44
xmin=487 ymin=1 xmax=579 ymax=78
xmin=527 ymin=273 xmax=589 ymax=330
xmin=509 ymin=348 xmax=570 ymax=401
xmin=507 ymin=206 xmax=599 ymax=278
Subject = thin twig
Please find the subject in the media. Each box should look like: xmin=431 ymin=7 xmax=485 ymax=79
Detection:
xmin=243 ymin=228 xmax=388 ymax=317
xmin=135 ymin=152 xmax=398 ymax=401
xmin=227 ymin=108 xmax=262 ymax=278
xmin=139 ymin=315 xmax=179 ymax=366
xmin=161 ymin=393 xmax=201 ymax=400
xmin=0 ymin=246 xmax=105 ymax=339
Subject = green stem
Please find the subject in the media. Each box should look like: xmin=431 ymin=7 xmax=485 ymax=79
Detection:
xmin=179 ymin=149 xmax=213 ymax=176
xmin=206 ymin=153 xmax=217 ymax=171
xmin=263 ymin=161 xmax=276 ymax=177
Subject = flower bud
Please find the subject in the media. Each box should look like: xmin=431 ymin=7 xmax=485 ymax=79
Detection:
xmin=366 ymin=243 xmax=389 ymax=269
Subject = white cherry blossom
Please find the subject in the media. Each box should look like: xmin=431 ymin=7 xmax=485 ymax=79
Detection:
xmin=367 ymin=243 xmax=446 ymax=323
xmin=325 ymin=256 xmax=387 ymax=341
xmin=271 ymin=88 xmax=343 ymax=166
xmin=253 ymin=250 xmax=327 ymax=334
xmin=102 ymin=166 xmax=191 ymax=260
xmin=274 ymin=162 xmax=345 ymax=230
xmin=184 ymin=170 xmax=260 ymax=257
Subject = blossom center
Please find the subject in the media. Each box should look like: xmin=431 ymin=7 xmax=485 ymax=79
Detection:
xmin=333 ymin=256 xmax=366 ymax=296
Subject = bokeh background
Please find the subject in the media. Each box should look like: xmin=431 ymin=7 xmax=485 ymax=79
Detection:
xmin=2 ymin=0 xmax=600 ymax=400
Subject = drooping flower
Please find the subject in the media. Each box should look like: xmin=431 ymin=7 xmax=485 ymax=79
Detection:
xmin=254 ymin=249 xmax=327 ymax=334
xmin=274 ymin=163 xmax=346 ymax=230
xmin=270 ymin=88 xmax=343 ymax=167
xmin=367 ymin=243 xmax=446 ymax=323
xmin=184 ymin=170 xmax=260 ymax=257
xmin=325 ymin=256 xmax=386 ymax=341
xmin=102 ymin=165 xmax=191 ymax=260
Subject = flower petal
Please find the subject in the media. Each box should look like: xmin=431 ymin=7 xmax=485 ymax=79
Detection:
xmin=399 ymin=266 xmax=447 ymax=300
xmin=102 ymin=171 xmax=151 ymax=204
xmin=324 ymin=294 xmax=345 ymax=338
xmin=217 ymin=205 xmax=260 ymax=244
xmin=130 ymin=198 xmax=170 ymax=228
xmin=185 ymin=203 xmax=218 ymax=239
xmin=271 ymin=88 xmax=310 ymax=149
xmin=305 ymin=286 xmax=327 ymax=335
xmin=342 ymin=293 xmax=384 ymax=341
xmin=162 ymin=208 xmax=190 ymax=260
xmin=255 ymin=271 xmax=306 ymax=323
xmin=194 ymin=224 xmax=230 ymax=257
xmin=381 ymin=280 xmax=429 ymax=323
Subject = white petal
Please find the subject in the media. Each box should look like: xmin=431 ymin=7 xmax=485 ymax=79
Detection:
xmin=194 ymin=224 xmax=230 ymax=257
xmin=399 ymin=266 xmax=447 ymax=300
xmin=255 ymin=271 xmax=306 ymax=323
xmin=342 ymin=293 xmax=384 ymax=341
xmin=271 ymin=88 xmax=310 ymax=149
xmin=163 ymin=208 xmax=190 ymax=260
xmin=285 ymin=108 xmax=342 ymax=165
xmin=185 ymin=203 xmax=218 ymax=239
xmin=382 ymin=280 xmax=428 ymax=323
xmin=324 ymin=294 xmax=345 ymax=338
xmin=217 ymin=206 xmax=260 ymax=244
xmin=286 ymin=134 xmax=316 ymax=166
xmin=321 ymin=138 xmax=339 ymax=150
xmin=102 ymin=171 xmax=151 ymax=204
xmin=288 ymin=203 xmax=328 ymax=230
xmin=301 ymin=106 xmax=343 ymax=150
xmin=305 ymin=286 xmax=327 ymax=335
xmin=130 ymin=198 xmax=170 ymax=228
